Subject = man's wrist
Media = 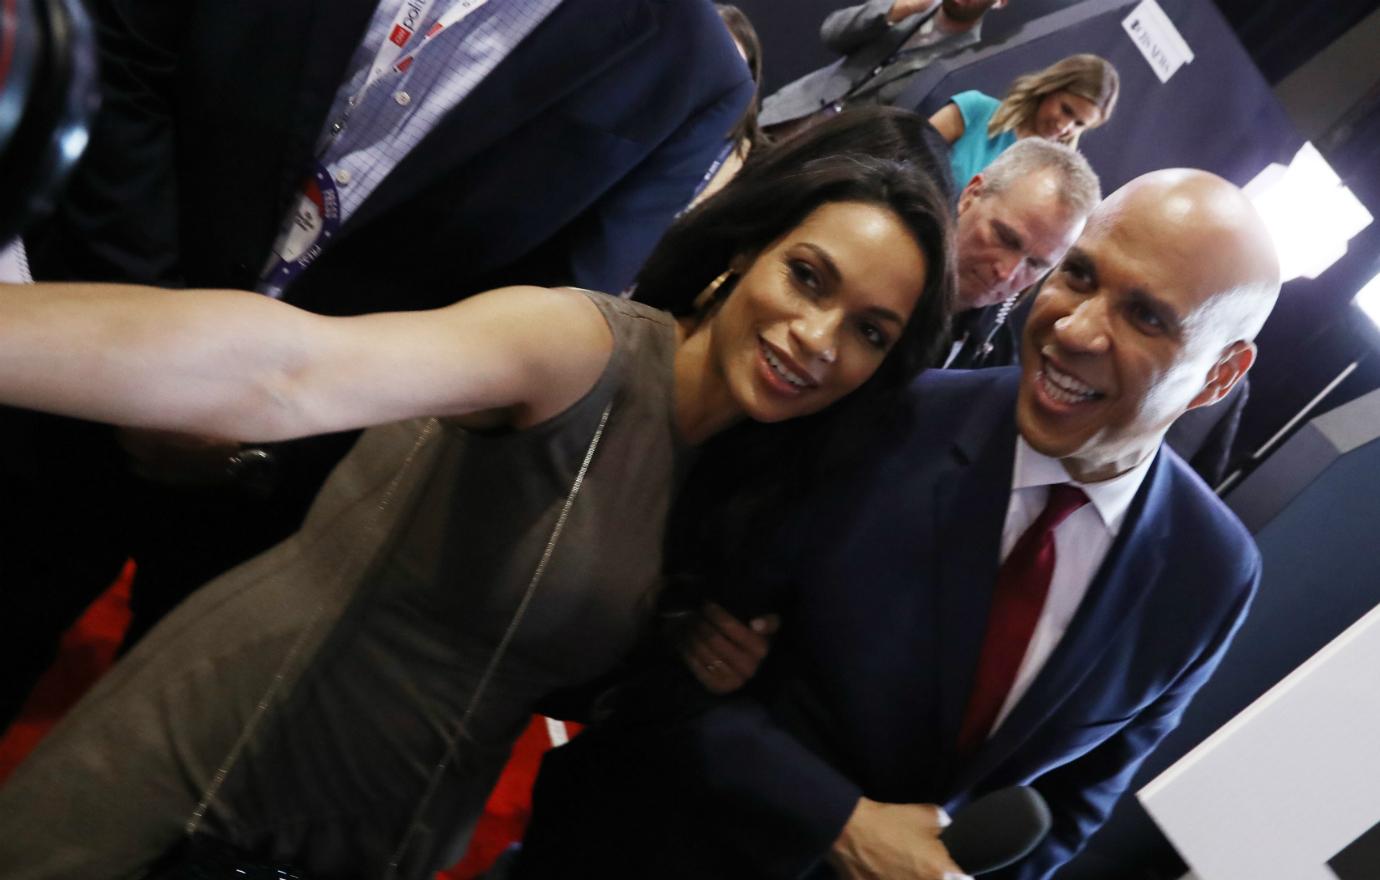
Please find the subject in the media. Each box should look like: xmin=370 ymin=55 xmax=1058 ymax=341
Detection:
xmin=887 ymin=0 xmax=938 ymax=24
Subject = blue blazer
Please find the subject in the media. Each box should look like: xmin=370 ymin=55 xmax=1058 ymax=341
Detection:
xmin=516 ymin=368 xmax=1260 ymax=880
xmin=26 ymin=0 xmax=751 ymax=313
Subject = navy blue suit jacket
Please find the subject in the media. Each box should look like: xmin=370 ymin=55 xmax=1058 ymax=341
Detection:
xmin=516 ymin=368 xmax=1260 ymax=880
xmin=26 ymin=0 xmax=751 ymax=312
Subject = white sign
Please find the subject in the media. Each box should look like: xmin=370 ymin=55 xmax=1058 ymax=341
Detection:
xmin=1122 ymin=0 xmax=1194 ymax=83
xmin=1140 ymin=601 xmax=1380 ymax=880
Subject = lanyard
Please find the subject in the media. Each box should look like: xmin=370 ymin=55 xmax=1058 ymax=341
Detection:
xmin=357 ymin=0 xmax=491 ymax=100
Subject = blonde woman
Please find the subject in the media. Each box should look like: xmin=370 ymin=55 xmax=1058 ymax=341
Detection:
xmin=930 ymin=53 xmax=1119 ymax=187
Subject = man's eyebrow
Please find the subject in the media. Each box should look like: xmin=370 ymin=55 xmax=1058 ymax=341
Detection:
xmin=1063 ymin=246 xmax=1096 ymax=280
xmin=1128 ymin=287 xmax=1184 ymax=334
xmin=800 ymin=243 xmax=842 ymax=283
xmin=992 ymin=219 xmax=1024 ymax=250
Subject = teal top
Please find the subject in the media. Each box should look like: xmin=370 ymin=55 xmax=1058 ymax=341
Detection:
xmin=947 ymin=90 xmax=1018 ymax=189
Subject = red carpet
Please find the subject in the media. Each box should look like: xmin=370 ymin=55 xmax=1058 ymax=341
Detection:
xmin=0 ymin=565 xmax=574 ymax=878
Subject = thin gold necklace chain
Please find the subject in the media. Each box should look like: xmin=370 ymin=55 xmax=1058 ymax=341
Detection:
xmin=385 ymin=403 xmax=612 ymax=877
xmin=185 ymin=419 xmax=441 ymax=837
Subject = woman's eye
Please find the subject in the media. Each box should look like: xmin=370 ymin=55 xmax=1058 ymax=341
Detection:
xmin=857 ymin=321 xmax=889 ymax=350
xmin=788 ymin=259 xmax=820 ymax=290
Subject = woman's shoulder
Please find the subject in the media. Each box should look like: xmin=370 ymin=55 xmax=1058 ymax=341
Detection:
xmin=499 ymin=289 xmax=677 ymax=436
xmin=950 ymin=89 xmax=999 ymax=116
xmin=553 ymin=288 xmax=679 ymax=348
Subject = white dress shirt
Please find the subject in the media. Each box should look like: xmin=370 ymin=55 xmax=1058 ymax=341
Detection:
xmin=989 ymin=437 xmax=1156 ymax=732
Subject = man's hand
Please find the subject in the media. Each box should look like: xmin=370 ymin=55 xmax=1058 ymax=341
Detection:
xmin=888 ymin=0 xmax=941 ymax=24
xmin=829 ymin=797 xmax=972 ymax=880
xmin=677 ymin=602 xmax=780 ymax=695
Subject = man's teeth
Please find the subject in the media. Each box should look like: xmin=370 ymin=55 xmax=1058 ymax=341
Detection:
xmin=762 ymin=343 xmax=809 ymax=388
xmin=1042 ymin=362 xmax=1100 ymax=404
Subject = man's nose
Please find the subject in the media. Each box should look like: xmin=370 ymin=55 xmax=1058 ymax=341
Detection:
xmin=995 ymin=252 xmax=1025 ymax=288
xmin=1053 ymin=295 xmax=1111 ymax=353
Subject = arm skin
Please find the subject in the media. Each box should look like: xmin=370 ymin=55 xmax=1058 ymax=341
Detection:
xmin=0 ymin=283 xmax=613 ymax=442
xmin=887 ymin=0 xmax=943 ymax=24
xmin=830 ymin=798 xmax=967 ymax=880
xmin=678 ymin=602 xmax=780 ymax=695
xmin=929 ymin=103 xmax=967 ymax=145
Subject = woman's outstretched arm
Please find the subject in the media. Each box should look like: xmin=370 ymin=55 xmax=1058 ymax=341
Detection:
xmin=0 ymin=283 xmax=614 ymax=441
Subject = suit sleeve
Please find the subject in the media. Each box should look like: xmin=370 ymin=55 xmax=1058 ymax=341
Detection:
xmin=671 ymin=697 xmax=866 ymax=878
xmin=821 ymin=0 xmax=899 ymax=55
xmin=991 ymin=560 xmax=1260 ymax=880
xmin=24 ymin=0 xmax=188 ymax=286
xmin=563 ymin=73 xmax=752 ymax=294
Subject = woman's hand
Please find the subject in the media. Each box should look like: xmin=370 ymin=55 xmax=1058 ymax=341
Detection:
xmin=677 ymin=602 xmax=780 ymax=694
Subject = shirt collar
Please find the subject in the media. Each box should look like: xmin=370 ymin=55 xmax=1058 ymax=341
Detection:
xmin=1011 ymin=436 xmax=1156 ymax=535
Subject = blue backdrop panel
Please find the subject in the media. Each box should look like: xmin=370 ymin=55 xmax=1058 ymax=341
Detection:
xmin=897 ymin=0 xmax=1301 ymax=192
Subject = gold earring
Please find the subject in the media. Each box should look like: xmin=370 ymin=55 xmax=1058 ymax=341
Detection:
xmin=692 ymin=269 xmax=740 ymax=312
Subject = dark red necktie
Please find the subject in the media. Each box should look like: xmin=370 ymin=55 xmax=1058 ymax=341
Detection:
xmin=956 ymin=483 xmax=1089 ymax=753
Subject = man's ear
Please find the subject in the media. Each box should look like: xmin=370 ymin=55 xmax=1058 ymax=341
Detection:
xmin=957 ymin=175 xmax=984 ymax=215
xmin=1187 ymin=340 xmax=1256 ymax=411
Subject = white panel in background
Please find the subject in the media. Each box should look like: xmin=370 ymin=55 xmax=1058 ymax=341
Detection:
xmin=1122 ymin=0 xmax=1194 ymax=83
xmin=0 ymin=237 xmax=32 ymax=283
xmin=1355 ymin=272 xmax=1380 ymax=333
xmin=1139 ymin=602 xmax=1380 ymax=880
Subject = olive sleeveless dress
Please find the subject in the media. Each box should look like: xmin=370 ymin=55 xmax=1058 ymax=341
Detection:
xmin=0 ymin=292 xmax=685 ymax=880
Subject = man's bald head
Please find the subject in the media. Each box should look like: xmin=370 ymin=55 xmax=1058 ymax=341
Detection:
xmin=1016 ymin=169 xmax=1283 ymax=482
xmin=1090 ymin=169 xmax=1281 ymax=347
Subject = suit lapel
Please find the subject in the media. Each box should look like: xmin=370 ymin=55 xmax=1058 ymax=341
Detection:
xmin=342 ymin=0 xmax=658 ymax=236
xmin=931 ymin=387 xmax=1019 ymax=759
xmin=950 ymin=449 xmax=1174 ymax=793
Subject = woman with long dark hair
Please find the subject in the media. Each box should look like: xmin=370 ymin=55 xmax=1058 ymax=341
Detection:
xmin=0 ymin=109 xmax=953 ymax=880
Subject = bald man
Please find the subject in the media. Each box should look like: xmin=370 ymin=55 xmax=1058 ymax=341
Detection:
xmin=511 ymin=170 xmax=1281 ymax=880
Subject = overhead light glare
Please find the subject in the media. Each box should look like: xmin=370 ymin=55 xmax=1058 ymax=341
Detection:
xmin=1244 ymin=143 xmax=1372 ymax=282
xmin=1355 ymin=271 xmax=1380 ymax=333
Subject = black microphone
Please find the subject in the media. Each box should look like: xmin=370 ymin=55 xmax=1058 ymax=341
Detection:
xmin=938 ymin=786 xmax=1052 ymax=875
